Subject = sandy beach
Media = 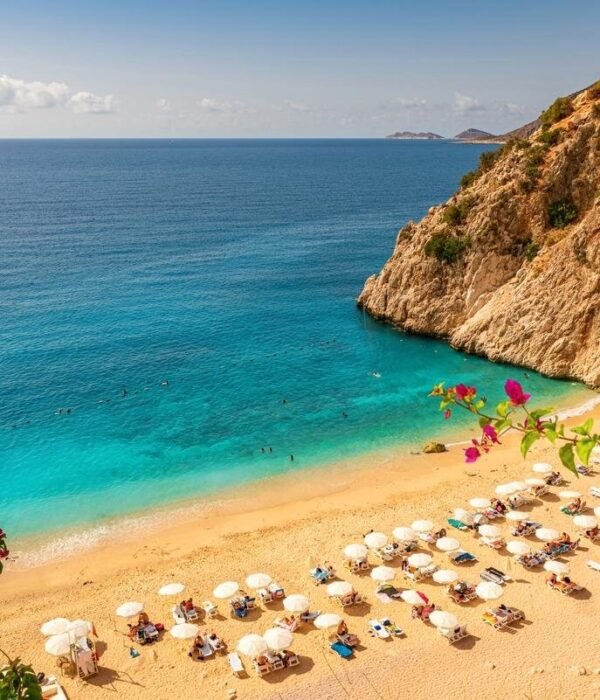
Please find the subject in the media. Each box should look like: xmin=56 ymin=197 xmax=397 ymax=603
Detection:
xmin=3 ymin=400 xmax=600 ymax=700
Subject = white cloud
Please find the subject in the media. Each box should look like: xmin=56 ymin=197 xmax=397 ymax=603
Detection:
xmin=384 ymin=96 xmax=428 ymax=110
xmin=197 ymin=97 xmax=253 ymax=114
xmin=453 ymin=92 xmax=485 ymax=114
xmin=0 ymin=74 xmax=69 ymax=112
xmin=156 ymin=97 xmax=171 ymax=112
xmin=282 ymin=100 xmax=312 ymax=113
xmin=67 ymin=91 xmax=114 ymax=114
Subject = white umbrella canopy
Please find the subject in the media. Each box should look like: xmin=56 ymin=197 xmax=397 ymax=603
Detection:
xmin=411 ymin=520 xmax=434 ymax=533
xmin=507 ymin=540 xmax=531 ymax=555
xmin=213 ymin=581 xmax=240 ymax=599
xmin=116 ymin=602 xmax=144 ymax=618
xmin=170 ymin=623 xmax=199 ymax=640
xmin=40 ymin=618 xmax=71 ymax=637
xmin=263 ymin=627 xmax=294 ymax=651
xmin=573 ymin=515 xmax=598 ymax=529
xmin=505 ymin=510 xmax=529 ymax=522
xmin=364 ymin=532 xmax=388 ymax=549
xmin=407 ymin=553 xmax=433 ymax=568
xmin=45 ymin=634 xmax=72 ymax=656
xmin=536 ymin=528 xmax=560 ymax=542
xmin=327 ymin=581 xmax=353 ymax=598
xmin=393 ymin=526 xmax=417 ymax=542
xmin=525 ymin=478 xmax=546 ymax=487
xmin=429 ymin=610 xmax=459 ymax=629
xmin=67 ymin=620 xmax=93 ymax=638
xmin=370 ymin=566 xmax=395 ymax=582
xmin=314 ymin=613 xmax=342 ymax=630
xmin=245 ymin=573 xmax=272 ymax=589
xmin=343 ymin=544 xmax=368 ymax=560
xmin=478 ymin=524 xmax=502 ymax=538
xmin=495 ymin=483 xmax=517 ymax=496
xmin=532 ymin=462 xmax=553 ymax=474
xmin=469 ymin=498 xmax=491 ymax=510
xmin=283 ymin=595 xmax=310 ymax=613
xmin=400 ymin=589 xmax=428 ymax=605
xmin=544 ymin=560 xmax=569 ymax=575
xmin=476 ymin=582 xmax=503 ymax=600
xmin=595 ymin=506 xmax=600 ymax=518
xmin=158 ymin=583 xmax=185 ymax=596
xmin=558 ymin=490 xmax=581 ymax=500
xmin=592 ymin=446 xmax=600 ymax=462
xmin=435 ymin=537 xmax=460 ymax=552
xmin=509 ymin=481 xmax=528 ymax=492
xmin=453 ymin=508 xmax=473 ymax=525
xmin=237 ymin=634 xmax=268 ymax=657
xmin=433 ymin=569 xmax=459 ymax=584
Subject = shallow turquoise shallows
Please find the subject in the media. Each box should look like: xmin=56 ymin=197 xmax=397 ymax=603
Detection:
xmin=0 ymin=139 xmax=581 ymax=542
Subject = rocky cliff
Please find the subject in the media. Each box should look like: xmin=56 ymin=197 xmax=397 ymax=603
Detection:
xmin=359 ymin=84 xmax=600 ymax=387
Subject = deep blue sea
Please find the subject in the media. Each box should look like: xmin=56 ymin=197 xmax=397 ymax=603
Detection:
xmin=0 ymin=139 xmax=583 ymax=545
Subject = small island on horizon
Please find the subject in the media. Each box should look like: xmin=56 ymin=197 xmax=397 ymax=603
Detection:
xmin=386 ymin=127 xmax=500 ymax=142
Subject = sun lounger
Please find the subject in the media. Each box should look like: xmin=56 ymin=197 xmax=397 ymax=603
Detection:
xmin=253 ymin=658 xmax=272 ymax=676
xmin=41 ymin=676 xmax=67 ymax=700
xmin=577 ymin=465 xmax=595 ymax=476
xmin=516 ymin=552 xmax=546 ymax=568
xmin=228 ymin=652 xmax=244 ymax=676
xmin=275 ymin=617 xmax=302 ymax=632
xmin=447 ymin=585 xmax=477 ymax=604
xmin=586 ymin=560 xmax=600 ymax=572
xmin=381 ymin=618 xmax=404 ymax=637
xmin=480 ymin=567 xmax=511 ymax=585
xmin=345 ymin=559 xmax=371 ymax=573
xmin=285 ymin=652 xmax=300 ymax=667
xmin=448 ymin=549 xmax=477 ymax=564
xmin=310 ymin=565 xmax=335 ymax=584
xmin=330 ymin=641 xmax=353 ymax=658
xmin=482 ymin=606 xmax=524 ymax=630
xmin=590 ymin=487 xmax=600 ymax=499
xmin=185 ymin=607 xmax=199 ymax=621
xmin=511 ymin=522 xmax=540 ymax=537
xmin=479 ymin=536 xmax=506 ymax=550
xmin=547 ymin=579 xmax=582 ymax=595
xmin=438 ymin=624 xmax=469 ymax=644
xmin=202 ymin=600 xmax=218 ymax=618
xmin=300 ymin=610 xmax=321 ymax=622
xmin=368 ymin=619 xmax=391 ymax=639
xmin=339 ymin=592 xmax=364 ymax=606
xmin=447 ymin=518 xmax=470 ymax=531
xmin=377 ymin=584 xmax=404 ymax=599
xmin=172 ymin=605 xmax=186 ymax=624
xmin=561 ymin=503 xmax=586 ymax=516
xmin=207 ymin=634 xmax=225 ymax=652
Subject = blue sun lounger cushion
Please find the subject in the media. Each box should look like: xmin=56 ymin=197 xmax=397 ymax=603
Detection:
xmin=331 ymin=642 xmax=353 ymax=658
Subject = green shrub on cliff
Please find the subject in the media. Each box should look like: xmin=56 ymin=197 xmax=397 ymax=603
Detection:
xmin=537 ymin=128 xmax=561 ymax=146
xmin=588 ymin=81 xmax=600 ymax=100
xmin=540 ymin=96 xmax=574 ymax=128
xmin=424 ymin=232 xmax=470 ymax=263
xmin=548 ymin=199 xmax=578 ymax=228
xmin=442 ymin=198 xmax=472 ymax=226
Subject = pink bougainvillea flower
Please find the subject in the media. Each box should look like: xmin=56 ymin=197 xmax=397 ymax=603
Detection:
xmin=464 ymin=446 xmax=481 ymax=463
xmin=455 ymin=384 xmax=477 ymax=401
xmin=504 ymin=379 xmax=531 ymax=406
xmin=482 ymin=424 xmax=500 ymax=444
xmin=444 ymin=409 xmax=452 ymax=420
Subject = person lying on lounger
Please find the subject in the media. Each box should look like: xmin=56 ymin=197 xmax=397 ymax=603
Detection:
xmin=188 ymin=634 xmax=205 ymax=660
xmin=491 ymin=498 xmax=508 ymax=515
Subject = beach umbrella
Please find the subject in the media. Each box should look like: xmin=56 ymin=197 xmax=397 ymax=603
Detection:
xmin=532 ymin=462 xmax=553 ymax=474
xmin=343 ymin=544 xmax=368 ymax=560
xmin=476 ymin=582 xmax=503 ymax=601
xmin=263 ymin=627 xmax=293 ymax=651
xmin=283 ymin=595 xmax=310 ymax=613
xmin=574 ymin=515 xmax=598 ymax=529
xmin=158 ymin=582 xmax=185 ymax=596
xmin=245 ymin=573 xmax=272 ymax=589
xmin=469 ymin=498 xmax=491 ymax=510
xmin=400 ymin=589 xmax=428 ymax=605
xmin=170 ymin=623 xmax=199 ymax=640
xmin=116 ymin=602 xmax=144 ymax=618
xmin=40 ymin=618 xmax=71 ymax=637
xmin=507 ymin=540 xmax=531 ymax=555
xmin=429 ymin=611 xmax=458 ymax=629
xmin=433 ymin=569 xmax=459 ymax=584
xmin=213 ymin=581 xmax=240 ymax=599
xmin=436 ymin=537 xmax=460 ymax=552
xmin=592 ymin=446 xmax=600 ymax=462
xmin=314 ymin=613 xmax=342 ymax=630
xmin=393 ymin=527 xmax=417 ymax=542
xmin=326 ymin=581 xmax=353 ymax=598
xmin=595 ymin=506 xmax=600 ymax=518
xmin=407 ymin=553 xmax=432 ymax=568
xmin=370 ymin=566 xmax=395 ymax=582
xmin=558 ymin=490 xmax=581 ymax=500
xmin=509 ymin=481 xmax=528 ymax=492
xmin=364 ymin=532 xmax=388 ymax=549
xmin=237 ymin=634 xmax=268 ymax=657
xmin=411 ymin=520 xmax=434 ymax=533
xmin=525 ymin=478 xmax=546 ymax=487
xmin=505 ymin=510 xmax=529 ymax=522
xmin=453 ymin=508 xmax=473 ymax=525
xmin=536 ymin=528 xmax=560 ymax=542
xmin=44 ymin=634 xmax=72 ymax=657
xmin=478 ymin=524 xmax=502 ymax=538
xmin=67 ymin=620 xmax=93 ymax=638
xmin=495 ymin=483 xmax=517 ymax=496
xmin=544 ymin=560 xmax=569 ymax=575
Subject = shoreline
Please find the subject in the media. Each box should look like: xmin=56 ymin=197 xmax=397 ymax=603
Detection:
xmin=10 ymin=385 xmax=598 ymax=570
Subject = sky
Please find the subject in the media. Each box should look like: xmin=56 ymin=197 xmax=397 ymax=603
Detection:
xmin=0 ymin=0 xmax=599 ymax=138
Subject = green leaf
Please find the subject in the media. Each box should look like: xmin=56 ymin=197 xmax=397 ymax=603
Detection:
xmin=496 ymin=401 xmax=510 ymax=418
xmin=545 ymin=426 xmax=557 ymax=444
xmin=520 ymin=431 xmax=540 ymax=459
xmin=575 ymin=438 xmax=596 ymax=466
xmin=583 ymin=417 xmax=594 ymax=434
xmin=478 ymin=417 xmax=490 ymax=428
xmin=558 ymin=443 xmax=577 ymax=475
xmin=475 ymin=400 xmax=486 ymax=410
xmin=529 ymin=407 xmax=553 ymax=420
xmin=494 ymin=418 xmax=512 ymax=432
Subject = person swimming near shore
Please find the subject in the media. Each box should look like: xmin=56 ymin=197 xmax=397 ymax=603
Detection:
xmin=161 ymin=379 xmax=170 ymax=386
xmin=121 ymin=387 xmax=128 ymax=397
xmin=290 ymin=454 xmax=294 ymax=462
xmin=269 ymin=447 xmax=273 ymax=453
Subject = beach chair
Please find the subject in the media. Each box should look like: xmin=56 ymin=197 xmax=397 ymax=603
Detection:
xmin=480 ymin=567 xmax=511 ymax=585
xmin=266 ymin=652 xmax=285 ymax=671
xmin=172 ymin=605 xmax=186 ymax=624
xmin=330 ymin=641 xmax=353 ymax=659
xmin=253 ymin=658 xmax=272 ymax=676
xmin=185 ymin=606 xmax=199 ymax=622
xmin=345 ymin=559 xmax=370 ymax=573
xmin=447 ymin=518 xmax=470 ymax=531
xmin=448 ymin=549 xmax=477 ymax=564
xmin=339 ymin=592 xmax=364 ymax=607
xmin=41 ymin=676 xmax=67 ymax=700
xmin=561 ymin=502 xmax=586 ymax=516
xmin=516 ymin=552 xmax=546 ymax=568
xmin=586 ymin=560 xmax=600 ymax=572
xmin=590 ymin=487 xmax=600 ymax=499
xmin=230 ymin=600 xmax=249 ymax=618
xmin=546 ymin=579 xmax=582 ymax=595
xmin=74 ymin=638 xmax=99 ymax=679
xmin=202 ymin=600 xmax=218 ymax=618
xmin=438 ymin=624 xmax=469 ymax=644
xmin=207 ymin=634 xmax=225 ymax=653
xmin=479 ymin=536 xmax=506 ymax=550
xmin=447 ymin=584 xmax=477 ymax=604
xmin=373 ymin=547 xmax=395 ymax=562
xmin=228 ymin=652 xmax=244 ymax=677
xmin=577 ymin=466 xmax=595 ymax=476
xmin=377 ymin=584 xmax=404 ymax=599
xmin=368 ymin=619 xmax=391 ymax=639
xmin=300 ymin=610 xmax=321 ymax=622
xmin=381 ymin=618 xmax=404 ymax=637
xmin=275 ymin=617 xmax=302 ymax=632
xmin=284 ymin=652 xmax=300 ymax=667
xmin=310 ymin=564 xmax=335 ymax=584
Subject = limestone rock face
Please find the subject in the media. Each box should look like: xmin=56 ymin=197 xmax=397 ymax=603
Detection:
xmin=358 ymin=87 xmax=600 ymax=387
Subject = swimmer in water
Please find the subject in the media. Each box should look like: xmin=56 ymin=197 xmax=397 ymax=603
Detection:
xmin=260 ymin=447 xmax=265 ymax=454
xmin=290 ymin=454 xmax=294 ymax=462
xmin=161 ymin=379 xmax=170 ymax=387
xmin=269 ymin=447 xmax=273 ymax=454
xmin=342 ymin=412 xmax=348 ymax=418
xmin=121 ymin=387 xmax=128 ymax=397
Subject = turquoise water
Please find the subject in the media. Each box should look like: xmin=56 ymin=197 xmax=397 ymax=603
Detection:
xmin=0 ymin=139 xmax=580 ymax=542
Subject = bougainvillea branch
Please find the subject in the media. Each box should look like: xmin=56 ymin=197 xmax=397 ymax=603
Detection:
xmin=0 ymin=528 xmax=9 ymax=575
xmin=430 ymin=379 xmax=600 ymax=475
